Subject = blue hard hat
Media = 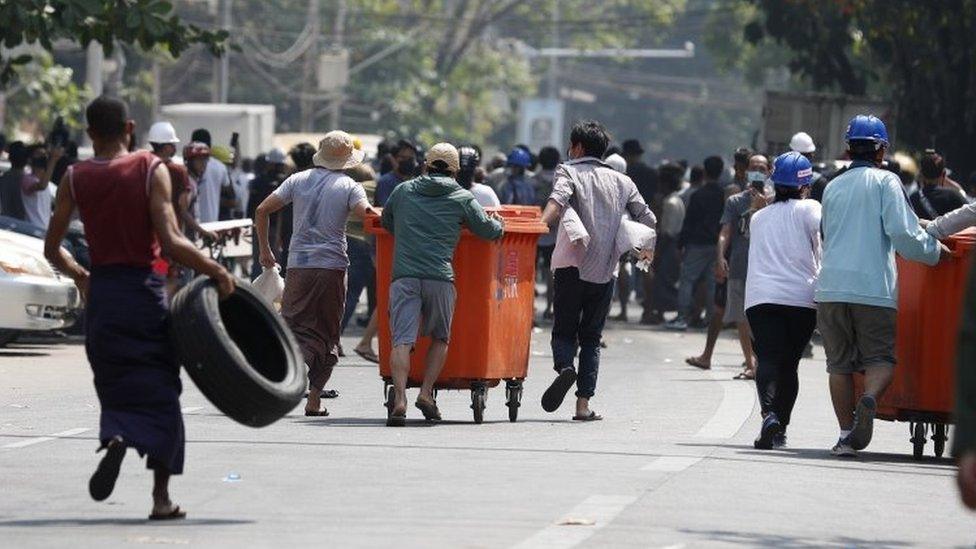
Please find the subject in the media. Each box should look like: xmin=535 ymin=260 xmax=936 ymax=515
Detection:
xmin=845 ymin=114 xmax=889 ymax=147
xmin=506 ymin=147 xmax=532 ymax=168
xmin=771 ymin=151 xmax=814 ymax=187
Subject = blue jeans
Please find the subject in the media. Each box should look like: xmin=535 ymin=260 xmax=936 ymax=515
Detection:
xmin=341 ymin=237 xmax=376 ymax=333
xmin=551 ymin=267 xmax=615 ymax=399
xmin=676 ymin=244 xmax=716 ymax=322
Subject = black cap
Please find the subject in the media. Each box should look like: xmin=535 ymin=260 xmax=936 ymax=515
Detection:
xmin=622 ymin=139 xmax=644 ymax=156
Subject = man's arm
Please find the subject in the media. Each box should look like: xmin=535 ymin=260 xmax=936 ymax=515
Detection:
xmin=44 ymin=175 xmax=89 ymax=300
xmin=880 ymin=176 xmax=946 ymax=265
xmin=463 ymin=198 xmax=504 ymax=241
xmin=148 ymin=164 xmax=235 ymax=297
xmin=255 ymin=194 xmax=286 ymax=269
xmin=715 ymin=223 xmax=733 ymax=281
xmin=177 ymin=190 xmax=218 ymax=242
xmin=541 ymin=166 xmax=576 ymax=226
xmin=928 ymin=202 xmax=976 ymax=239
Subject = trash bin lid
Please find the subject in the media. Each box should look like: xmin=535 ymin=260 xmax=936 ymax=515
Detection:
xmin=365 ymin=206 xmax=549 ymax=235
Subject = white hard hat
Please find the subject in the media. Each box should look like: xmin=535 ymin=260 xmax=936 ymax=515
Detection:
xmin=148 ymin=121 xmax=180 ymax=145
xmin=789 ymin=132 xmax=816 ymax=154
xmin=604 ymin=153 xmax=628 ymax=173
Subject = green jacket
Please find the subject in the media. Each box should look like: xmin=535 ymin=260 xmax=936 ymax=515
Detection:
xmin=955 ymin=258 xmax=976 ymax=456
xmin=381 ymin=174 xmax=503 ymax=282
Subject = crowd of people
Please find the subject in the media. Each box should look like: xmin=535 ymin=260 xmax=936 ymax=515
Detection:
xmin=6 ymin=95 xmax=976 ymax=516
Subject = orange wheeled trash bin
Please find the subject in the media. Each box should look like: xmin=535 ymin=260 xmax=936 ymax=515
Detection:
xmin=366 ymin=206 xmax=548 ymax=423
xmin=855 ymin=228 xmax=976 ymax=459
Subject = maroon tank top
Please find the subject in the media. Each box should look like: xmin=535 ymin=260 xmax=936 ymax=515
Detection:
xmin=69 ymin=150 xmax=162 ymax=268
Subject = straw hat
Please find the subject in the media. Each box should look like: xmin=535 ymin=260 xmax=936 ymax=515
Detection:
xmin=313 ymin=130 xmax=365 ymax=170
xmin=425 ymin=142 xmax=460 ymax=174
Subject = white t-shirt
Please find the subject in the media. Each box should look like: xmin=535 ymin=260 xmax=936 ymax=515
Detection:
xmin=196 ymin=157 xmax=230 ymax=223
xmin=745 ymin=198 xmax=822 ymax=311
xmin=21 ymin=175 xmax=52 ymax=230
xmin=272 ymin=167 xmax=368 ymax=270
xmin=470 ymin=183 xmax=500 ymax=208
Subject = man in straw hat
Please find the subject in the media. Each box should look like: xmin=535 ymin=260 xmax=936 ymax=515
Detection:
xmin=255 ymin=130 xmax=373 ymax=417
xmin=381 ymin=142 xmax=505 ymax=426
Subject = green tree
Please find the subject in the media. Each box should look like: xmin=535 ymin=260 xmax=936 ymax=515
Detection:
xmin=1 ymin=53 xmax=89 ymax=137
xmin=744 ymin=0 xmax=976 ymax=175
xmin=0 ymin=0 xmax=230 ymax=87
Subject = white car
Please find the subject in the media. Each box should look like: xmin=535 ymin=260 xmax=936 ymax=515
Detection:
xmin=0 ymin=229 xmax=81 ymax=346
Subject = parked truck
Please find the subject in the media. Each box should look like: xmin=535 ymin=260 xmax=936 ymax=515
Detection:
xmin=158 ymin=103 xmax=275 ymax=159
xmin=760 ymin=90 xmax=895 ymax=161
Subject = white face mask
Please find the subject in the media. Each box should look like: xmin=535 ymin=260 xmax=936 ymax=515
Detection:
xmin=746 ymin=170 xmax=767 ymax=183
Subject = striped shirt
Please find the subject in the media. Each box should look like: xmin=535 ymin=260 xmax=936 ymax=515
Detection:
xmin=549 ymin=157 xmax=656 ymax=284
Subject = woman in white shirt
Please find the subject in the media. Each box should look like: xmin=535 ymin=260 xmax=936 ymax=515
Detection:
xmin=745 ymin=151 xmax=822 ymax=450
xmin=456 ymin=145 xmax=500 ymax=208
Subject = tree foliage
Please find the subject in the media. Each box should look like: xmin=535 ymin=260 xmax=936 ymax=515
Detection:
xmin=0 ymin=0 xmax=231 ymax=88
xmin=745 ymin=0 xmax=976 ymax=175
xmin=1 ymin=53 xmax=89 ymax=135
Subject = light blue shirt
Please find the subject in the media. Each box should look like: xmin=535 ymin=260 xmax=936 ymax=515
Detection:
xmin=816 ymin=161 xmax=941 ymax=309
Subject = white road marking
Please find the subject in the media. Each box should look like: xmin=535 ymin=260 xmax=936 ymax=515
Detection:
xmin=512 ymin=494 xmax=638 ymax=549
xmin=693 ymin=370 xmax=756 ymax=439
xmin=181 ymin=406 xmax=204 ymax=414
xmin=2 ymin=427 xmax=90 ymax=449
xmin=641 ymin=456 xmax=704 ymax=472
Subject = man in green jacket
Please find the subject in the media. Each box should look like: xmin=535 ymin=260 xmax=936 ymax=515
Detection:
xmin=380 ymin=142 xmax=504 ymax=426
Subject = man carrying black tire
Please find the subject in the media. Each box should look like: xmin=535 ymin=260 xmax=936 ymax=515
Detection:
xmin=44 ymin=96 xmax=235 ymax=520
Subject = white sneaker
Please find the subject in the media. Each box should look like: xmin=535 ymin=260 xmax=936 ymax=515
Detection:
xmin=830 ymin=437 xmax=857 ymax=457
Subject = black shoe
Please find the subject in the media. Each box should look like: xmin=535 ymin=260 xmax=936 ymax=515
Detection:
xmin=773 ymin=430 xmax=787 ymax=449
xmin=754 ymin=413 xmax=783 ymax=450
xmin=541 ymin=369 xmax=577 ymax=413
xmin=89 ymin=438 xmax=126 ymax=501
xmin=850 ymin=395 xmax=877 ymax=450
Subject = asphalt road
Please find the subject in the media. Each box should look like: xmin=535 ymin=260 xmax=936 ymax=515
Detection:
xmin=0 ymin=318 xmax=972 ymax=548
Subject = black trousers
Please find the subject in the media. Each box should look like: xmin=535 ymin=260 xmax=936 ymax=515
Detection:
xmin=551 ymin=267 xmax=615 ymax=398
xmin=746 ymin=303 xmax=817 ymax=426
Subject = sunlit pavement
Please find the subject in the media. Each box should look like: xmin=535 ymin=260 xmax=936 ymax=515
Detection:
xmin=0 ymin=319 xmax=971 ymax=548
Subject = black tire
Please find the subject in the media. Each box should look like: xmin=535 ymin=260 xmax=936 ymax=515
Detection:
xmin=471 ymin=387 xmax=486 ymax=425
xmin=0 ymin=329 xmax=19 ymax=348
xmin=911 ymin=422 xmax=926 ymax=460
xmin=506 ymin=381 xmax=522 ymax=423
xmin=170 ymin=276 xmax=305 ymax=427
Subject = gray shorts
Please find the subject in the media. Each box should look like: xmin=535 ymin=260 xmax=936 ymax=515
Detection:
xmin=389 ymin=278 xmax=457 ymax=347
xmin=723 ymin=278 xmax=746 ymax=323
xmin=817 ymin=302 xmax=897 ymax=374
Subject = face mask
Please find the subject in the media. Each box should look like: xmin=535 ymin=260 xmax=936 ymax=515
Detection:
xmin=397 ymin=157 xmax=418 ymax=175
xmin=746 ymin=170 xmax=766 ymax=183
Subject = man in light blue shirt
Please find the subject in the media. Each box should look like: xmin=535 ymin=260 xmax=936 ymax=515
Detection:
xmin=817 ymin=115 xmax=949 ymax=457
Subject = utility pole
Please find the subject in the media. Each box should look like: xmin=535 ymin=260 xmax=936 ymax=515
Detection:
xmin=213 ymin=0 xmax=232 ymax=103
xmin=547 ymin=0 xmax=560 ymax=99
xmin=300 ymin=0 xmax=321 ymax=132
xmin=328 ymin=0 xmax=348 ymax=130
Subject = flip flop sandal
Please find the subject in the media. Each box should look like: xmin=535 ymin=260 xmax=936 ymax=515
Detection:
xmin=685 ymin=357 xmax=711 ymax=370
xmin=354 ymin=349 xmax=380 ymax=364
xmin=89 ymin=439 xmax=126 ymax=502
xmin=573 ymin=412 xmax=604 ymax=421
xmin=386 ymin=412 xmax=406 ymax=427
xmin=415 ymin=399 xmax=442 ymax=421
xmin=149 ymin=506 xmax=187 ymax=521
xmin=304 ymin=408 xmax=330 ymax=417
xmin=541 ymin=369 xmax=577 ymax=413
xmin=732 ymin=371 xmax=755 ymax=380
xmin=306 ymin=390 xmax=340 ymax=399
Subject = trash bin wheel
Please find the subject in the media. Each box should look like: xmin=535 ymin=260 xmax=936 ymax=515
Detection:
xmin=384 ymin=384 xmax=395 ymax=413
xmin=933 ymin=424 xmax=947 ymax=458
xmin=505 ymin=380 xmax=523 ymax=423
xmin=911 ymin=422 xmax=926 ymax=460
xmin=471 ymin=385 xmax=487 ymax=424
